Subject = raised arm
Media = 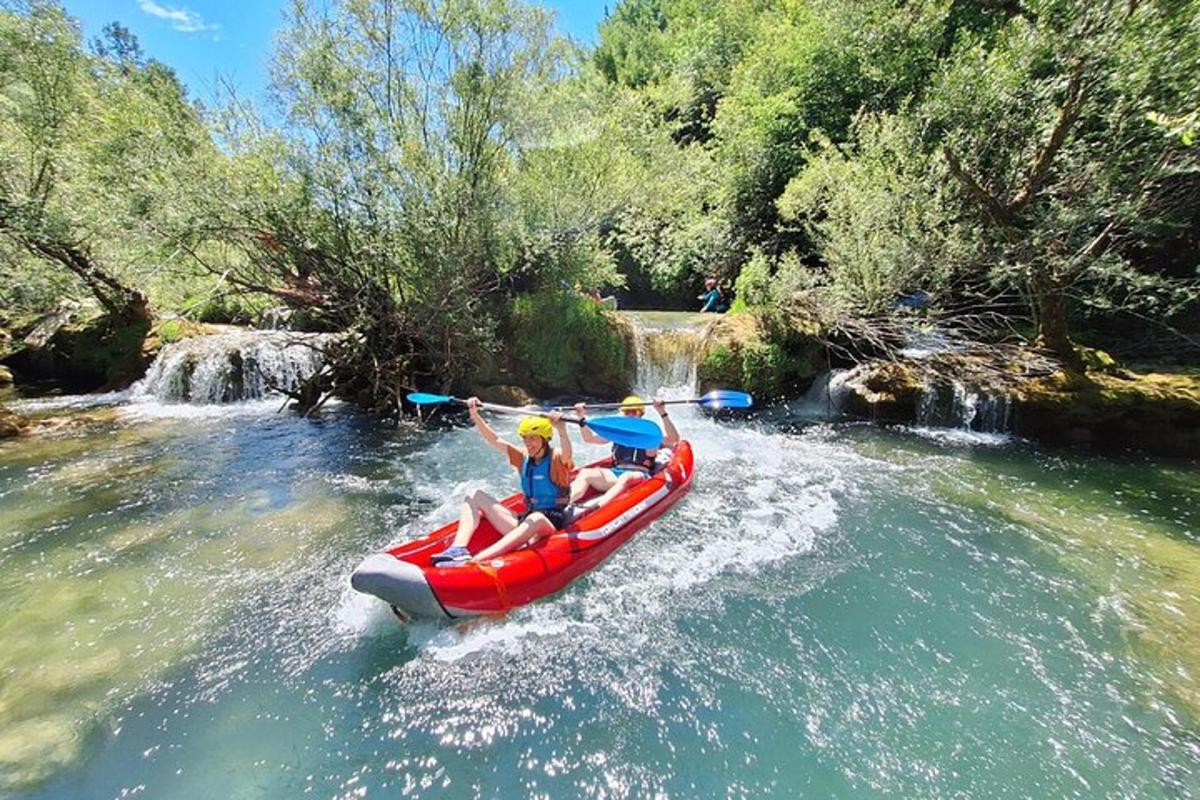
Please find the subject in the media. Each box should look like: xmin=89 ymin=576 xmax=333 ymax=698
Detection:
xmin=467 ymin=397 xmax=513 ymax=455
xmin=549 ymin=410 xmax=572 ymax=463
xmin=653 ymin=399 xmax=680 ymax=447
xmin=574 ymin=402 xmax=608 ymax=445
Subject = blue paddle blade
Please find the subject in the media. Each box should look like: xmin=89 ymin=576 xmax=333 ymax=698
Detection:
xmin=407 ymin=392 xmax=454 ymax=405
xmin=698 ymin=389 xmax=754 ymax=409
xmin=586 ymin=415 xmax=664 ymax=450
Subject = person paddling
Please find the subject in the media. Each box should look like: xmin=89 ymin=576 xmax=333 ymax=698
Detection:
xmin=570 ymin=395 xmax=679 ymax=507
xmin=432 ymin=398 xmax=573 ymax=566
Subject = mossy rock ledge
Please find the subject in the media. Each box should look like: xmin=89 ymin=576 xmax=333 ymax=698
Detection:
xmin=3 ymin=313 xmax=218 ymax=393
xmin=470 ymin=293 xmax=637 ymax=400
xmin=825 ymin=354 xmax=1200 ymax=458
xmin=696 ymin=311 xmax=826 ymax=401
xmin=1012 ymin=369 xmax=1200 ymax=457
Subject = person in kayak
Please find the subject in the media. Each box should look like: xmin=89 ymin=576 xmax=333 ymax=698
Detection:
xmin=569 ymin=395 xmax=679 ymax=507
xmin=432 ymin=398 xmax=573 ymax=566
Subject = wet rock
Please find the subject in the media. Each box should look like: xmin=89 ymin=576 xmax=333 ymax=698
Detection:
xmin=836 ymin=361 xmax=925 ymax=422
xmin=0 ymin=406 xmax=28 ymax=438
xmin=0 ymin=365 xmax=12 ymax=388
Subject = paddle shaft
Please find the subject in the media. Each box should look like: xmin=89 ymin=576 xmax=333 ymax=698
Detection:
xmin=553 ymin=397 xmax=701 ymax=411
xmin=447 ymin=397 xmax=586 ymax=426
xmin=407 ymin=392 xmax=665 ymax=449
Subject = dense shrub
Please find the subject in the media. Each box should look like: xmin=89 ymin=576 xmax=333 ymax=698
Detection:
xmin=506 ymin=291 xmax=633 ymax=395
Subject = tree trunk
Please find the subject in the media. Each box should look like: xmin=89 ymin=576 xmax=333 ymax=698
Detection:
xmin=26 ymin=237 xmax=150 ymax=322
xmin=1030 ymin=267 xmax=1081 ymax=369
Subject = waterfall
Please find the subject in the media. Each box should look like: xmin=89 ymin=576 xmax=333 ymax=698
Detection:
xmin=902 ymin=328 xmax=1011 ymax=433
xmin=916 ymin=379 xmax=1010 ymax=433
xmin=131 ymin=331 xmax=334 ymax=404
xmin=622 ymin=312 xmax=709 ymax=393
xmin=801 ymin=366 xmax=1011 ymax=434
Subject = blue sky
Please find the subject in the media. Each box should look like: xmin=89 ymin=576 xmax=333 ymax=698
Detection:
xmin=61 ymin=1 xmax=608 ymax=105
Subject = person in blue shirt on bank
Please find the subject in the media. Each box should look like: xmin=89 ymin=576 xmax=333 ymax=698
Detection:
xmin=698 ymin=278 xmax=727 ymax=313
xmin=569 ymin=395 xmax=680 ymax=507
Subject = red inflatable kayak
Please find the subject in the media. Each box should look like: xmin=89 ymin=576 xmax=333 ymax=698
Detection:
xmin=351 ymin=441 xmax=694 ymax=620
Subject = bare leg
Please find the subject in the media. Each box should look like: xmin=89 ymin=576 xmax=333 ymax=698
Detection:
xmin=569 ymin=467 xmax=618 ymax=503
xmin=473 ymin=513 xmax=555 ymax=561
xmin=595 ymin=472 xmax=647 ymax=507
xmin=449 ymin=489 xmax=518 ymax=550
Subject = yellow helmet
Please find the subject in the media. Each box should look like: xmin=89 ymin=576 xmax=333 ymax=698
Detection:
xmin=517 ymin=415 xmax=554 ymax=440
xmin=620 ymin=394 xmax=646 ymax=414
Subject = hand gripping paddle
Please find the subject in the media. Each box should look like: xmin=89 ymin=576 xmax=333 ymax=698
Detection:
xmin=406 ymin=393 xmax=664 ymax=450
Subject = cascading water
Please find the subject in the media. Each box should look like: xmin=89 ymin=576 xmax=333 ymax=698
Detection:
xmin=795 ymin=369 xmax=854 ymax=418
xmin=813 ymin=363 xmax=1013 ymax=436
xmin=916 ymin=379 xmax=1011 ymax=433
xmin=131 ymin=331 xmax=333 ymax=403
xmin=621 ymin=311 xmax=710 ymax=393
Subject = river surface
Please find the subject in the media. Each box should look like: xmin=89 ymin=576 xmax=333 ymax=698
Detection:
xmin=2 ymin=380 xmax=1199 ymax=798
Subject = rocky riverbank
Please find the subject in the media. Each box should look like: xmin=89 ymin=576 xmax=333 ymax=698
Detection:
xmin=689 ymin=306 xmax=1199 ymax=458
xmin=828 ymin=356 xmax=1200 ymax=457
xmin=4 ymin=300 xmax=1196 ymax=458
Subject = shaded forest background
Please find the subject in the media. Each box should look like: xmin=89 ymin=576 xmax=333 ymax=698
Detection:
xmin=2 ymin=0 xmax=1197 ymax=411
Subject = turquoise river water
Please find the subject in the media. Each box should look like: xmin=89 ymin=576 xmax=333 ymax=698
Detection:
xmin=1 ymin=385 xmax=1199 ymax=798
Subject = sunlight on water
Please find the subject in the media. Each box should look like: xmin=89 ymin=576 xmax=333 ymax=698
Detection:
xmin=0 ymin=414 xmax=358 ymax=791
xmin=930 ymin=457 xmax=1200 ymax=719
xmin=1 ymin=377 xmax=1198 ymax=797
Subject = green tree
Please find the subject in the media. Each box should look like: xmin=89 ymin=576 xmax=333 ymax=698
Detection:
xmin=931 ymin=0 xmax=1200 ymax=361
xmin=187 ymin=0 xmax=629 ymax=410
xmin=0 ymin=0 xmax=215 ymax=321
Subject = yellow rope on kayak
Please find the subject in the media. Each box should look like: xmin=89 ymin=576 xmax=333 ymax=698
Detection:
xmin=475 ymin=560 xmax=511 ymax=612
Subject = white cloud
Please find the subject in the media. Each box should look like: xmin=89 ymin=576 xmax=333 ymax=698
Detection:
xmin=137 ymin=0 xmax=219 ymax=34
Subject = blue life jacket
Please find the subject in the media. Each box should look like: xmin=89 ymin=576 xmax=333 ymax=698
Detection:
xmin=521 ymin=453 xmax=568 ymax=511
xmin=612 ymin=443 xmax=656 ymax=473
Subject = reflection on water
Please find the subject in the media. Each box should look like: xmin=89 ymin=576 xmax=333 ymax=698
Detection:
xmin=0 ymin=398 xmax=1197 ymax=798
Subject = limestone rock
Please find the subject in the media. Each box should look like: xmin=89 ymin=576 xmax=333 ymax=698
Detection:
xmin=836 ymin=361 xmax=925 ymax=423
xmin=0 ymin=406 xmax=28 ymax=438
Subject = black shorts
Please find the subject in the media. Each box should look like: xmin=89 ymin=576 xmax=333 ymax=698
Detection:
xmin=520 ymin=508 xmax=568 ymax=530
